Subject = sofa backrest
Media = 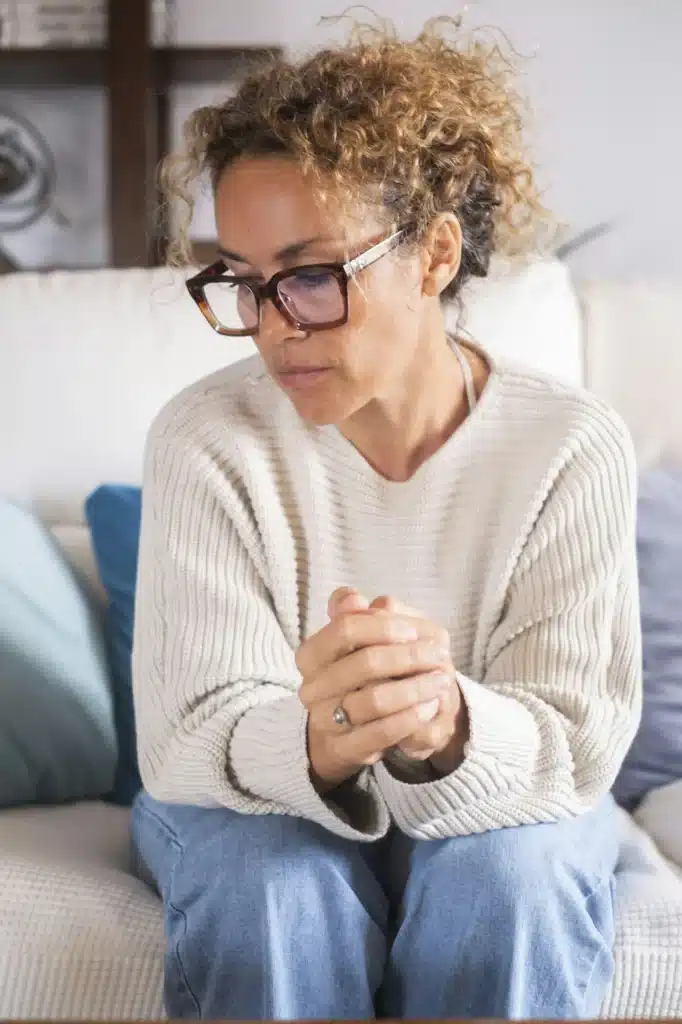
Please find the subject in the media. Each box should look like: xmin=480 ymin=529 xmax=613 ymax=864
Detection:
xmin=1 ymin=258 xmax=582 ymax=530
xmin=579 ymin=279 xmax=682 ymax=470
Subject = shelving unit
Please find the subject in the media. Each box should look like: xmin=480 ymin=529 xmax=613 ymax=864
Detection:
xmin=0 ymin=0 xmax=279 ymax=267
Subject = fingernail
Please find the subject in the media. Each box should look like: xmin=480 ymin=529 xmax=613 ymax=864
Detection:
xmin=418 ymin=699 xmax=440 ymax=722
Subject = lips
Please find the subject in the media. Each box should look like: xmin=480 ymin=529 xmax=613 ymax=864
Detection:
xmin=275 ymin=366 xmax=332 ymax=391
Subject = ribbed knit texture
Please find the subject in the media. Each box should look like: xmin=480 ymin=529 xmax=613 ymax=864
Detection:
xmin=132 ymin=350 xmax=642 ymax=841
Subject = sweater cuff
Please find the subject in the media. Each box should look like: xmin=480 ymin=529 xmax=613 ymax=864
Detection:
xmin=373 ymin=672 xmax=540 ymax=838
xmin=230 ymin=695 xmax=390 ymax=841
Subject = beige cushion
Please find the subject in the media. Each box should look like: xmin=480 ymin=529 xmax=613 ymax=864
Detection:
xmin=50 ymin=523 xmax=107 ymax=607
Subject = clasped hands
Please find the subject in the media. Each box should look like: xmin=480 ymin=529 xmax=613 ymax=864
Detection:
xmin=297 ymin=586 xmax=469 ymax=793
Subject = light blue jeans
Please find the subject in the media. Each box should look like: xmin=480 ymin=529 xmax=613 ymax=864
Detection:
xmin=131 ymin=790 xmax=621 ymax=1020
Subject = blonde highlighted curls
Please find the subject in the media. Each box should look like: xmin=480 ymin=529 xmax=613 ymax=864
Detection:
xmin=161 ymin=14 xmax=550 ymax=301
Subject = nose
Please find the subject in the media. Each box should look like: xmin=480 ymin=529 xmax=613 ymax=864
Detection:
xmin=259 ymin=294 xmax=304 ymax=345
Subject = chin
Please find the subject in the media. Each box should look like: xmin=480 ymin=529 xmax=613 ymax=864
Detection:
xmin=275 ymin=373 xmax=361 ymax=427
xmin=287 ymin=396 xmax=349 ymax=427
xmin=284 ymin=387 xmax=360 ymax=428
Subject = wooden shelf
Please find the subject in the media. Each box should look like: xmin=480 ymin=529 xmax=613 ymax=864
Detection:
xmin=0 ymin=47 xmax=106 ymax=86
xmin=1 ymin=2 xmax=281 ymax=268
xmin=1 ymin=45 xmax=278 ymax=87
xmin=157 ymin=46 xmax=279 ymax=84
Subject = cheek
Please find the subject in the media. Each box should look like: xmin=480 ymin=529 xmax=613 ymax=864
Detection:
xmin=345 ymin=264 xmax=422 ymax=359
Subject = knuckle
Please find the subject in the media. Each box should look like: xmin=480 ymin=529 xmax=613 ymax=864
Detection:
xmin=364 ymin=687 xmax=387 ymax=717
xmin=336 ymin=616 xmax=361 ymax=653
xmin=360 ymin=646 xmax=385 ymax=678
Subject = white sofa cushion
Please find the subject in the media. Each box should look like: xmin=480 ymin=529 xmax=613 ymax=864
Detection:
xmin=0 ymin=261 xmax=582 ymax=528
xmin=454 ymin=257 xmax=583 ymax=385
xmin=0 ymin=268 xmax=255 ymax=526
xmin=0 ymin=802 xmax=164 ymax=1020
xmin=581 ymin=279 xmax=682 ymax=469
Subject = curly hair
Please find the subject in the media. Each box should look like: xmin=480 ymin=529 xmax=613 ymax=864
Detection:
xmin=161 ymin=15 xmax=550 ymax=302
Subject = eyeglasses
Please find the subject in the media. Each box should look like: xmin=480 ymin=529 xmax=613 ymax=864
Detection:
xmin=185 ymin=224 xmax=413 ymax=337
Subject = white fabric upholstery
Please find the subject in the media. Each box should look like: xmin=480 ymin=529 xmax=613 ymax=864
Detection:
xmin=0 ymin=803 xmax=164 ymax=1020
xmin=580 ymin=279 xmax=682 ymax=469
xmin=634 ymin=779 xmax=682 ymax=870
xmin=1 ymin=261 xmax=682 ymax=1019
xmin=455 ymin=257 xmax=584 ymax=386
xmin=603 ymin=811 xmax=682 ymax=1017
xmin=0 ymin=267 xmax=254 ymax=526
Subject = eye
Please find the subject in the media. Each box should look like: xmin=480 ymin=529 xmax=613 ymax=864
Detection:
xmin=292 ymin=267 xmax=336 ymax=289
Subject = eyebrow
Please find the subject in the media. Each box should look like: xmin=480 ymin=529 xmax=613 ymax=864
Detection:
xmin=217 ymin=236 xmax=339 ymax=266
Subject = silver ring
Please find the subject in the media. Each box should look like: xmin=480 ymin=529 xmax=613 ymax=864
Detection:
xmin=332 ymin=703 xmax=351 ymax=728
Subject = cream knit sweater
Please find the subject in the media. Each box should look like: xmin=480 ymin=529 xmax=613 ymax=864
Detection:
xmin=132 ymin=349 xmax=642 ymax=841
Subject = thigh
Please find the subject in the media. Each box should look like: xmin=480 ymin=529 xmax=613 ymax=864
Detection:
xmin=131 ymin=791 xmax=390 ymax=1020
xmin=382 ymin=799 xmax=622 ymax=1020
xmin=131 ymin=788 xmax=388 ymax=927
xmin=389 ymin=795 xmax=622 ymax=905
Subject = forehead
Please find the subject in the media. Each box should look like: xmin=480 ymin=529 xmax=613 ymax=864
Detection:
xmin=214 ymin=155 xmax=383 ymax=262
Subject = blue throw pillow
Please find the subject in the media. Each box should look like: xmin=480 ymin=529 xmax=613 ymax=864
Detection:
xmin=85 ymin=485 xmax=143 ymax=806
xmin=0 ymin=501 xmax=116 ymax=805
xmin=613 ymin=468 xmax=682 ymax=810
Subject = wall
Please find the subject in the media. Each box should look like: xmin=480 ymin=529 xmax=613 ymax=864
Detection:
xmin=3 ymin=0 xmax=681 ymax=278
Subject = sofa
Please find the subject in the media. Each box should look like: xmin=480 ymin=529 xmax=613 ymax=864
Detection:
xmin=1 ymin=260 xmax=681 ymax=1020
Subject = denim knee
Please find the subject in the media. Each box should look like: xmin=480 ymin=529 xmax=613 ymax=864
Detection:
xmin=131 ymin=791 xmax=388 ymax=1020
xmin=385 ymin=805 xmax=620 ymax=1019
xmin=402 ymin=799 xmax=622 ymax=910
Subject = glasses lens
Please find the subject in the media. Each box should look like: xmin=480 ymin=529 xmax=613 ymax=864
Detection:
xmin=203 ymin=280 xmax=258 ymax=333
xmin=277 ymin=268 xmax=345 ymax=327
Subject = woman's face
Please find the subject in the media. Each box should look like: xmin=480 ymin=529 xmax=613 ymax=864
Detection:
xmin=214 ymin=155 xmax=438 ymax=427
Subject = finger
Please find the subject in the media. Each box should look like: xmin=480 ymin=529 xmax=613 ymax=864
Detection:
xmin=370 ymin=595 xmax=425 ymax=618
xmin=297 ymin=612 xmax=422 ymax=678
xmin=397 ymin=690 xmax=455 ymax=758
xmin=300 ymin=639 xmax=452 ymax=707
xmin=311 ymin=670 xmax=451 ymax=730
xmin=328 ymin=588 xmax=371 ymax=620
xmin=339 ymin=699 xmax=443 ymax=767
xmin=328 ymin=587 xmax=364 ymax=618
xmin=397 ymin=709 xmax=454 ymax=760
xmin=370 ymin=597 xmax=450 ymax=654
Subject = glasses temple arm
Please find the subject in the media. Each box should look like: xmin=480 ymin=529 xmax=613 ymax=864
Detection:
xmin=344 ymin=226 xmax=412 ymax=278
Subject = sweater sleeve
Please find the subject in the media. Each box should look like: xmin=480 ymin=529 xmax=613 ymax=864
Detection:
xmin=373 ymin=409 xmax=642 ymax=839
xmin=132 ymin=406 xmax=390 ymax=842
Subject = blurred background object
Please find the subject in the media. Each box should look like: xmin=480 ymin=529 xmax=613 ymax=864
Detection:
xmin=0 ymin=1 xmax=679 ymax=278
xmin=0 ymin=106 xmax=69 ymax=271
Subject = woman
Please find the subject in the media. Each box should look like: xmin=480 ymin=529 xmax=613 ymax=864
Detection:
xmin=131 ymin=19 xmax=641 ymax=1021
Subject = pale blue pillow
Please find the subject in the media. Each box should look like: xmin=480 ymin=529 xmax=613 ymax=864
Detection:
xmin=613 ymin=469 xmax=682 ymax=810
xmin=0 ymin=501 xmax=117 ymax=806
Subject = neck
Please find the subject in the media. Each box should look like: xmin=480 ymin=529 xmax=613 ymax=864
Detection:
xmin=340 ymin=324 xmax=469 ymax=482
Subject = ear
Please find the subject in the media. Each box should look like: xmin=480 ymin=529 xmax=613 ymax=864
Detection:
xmin=421 ymin=214 xmax=462 ymax=298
